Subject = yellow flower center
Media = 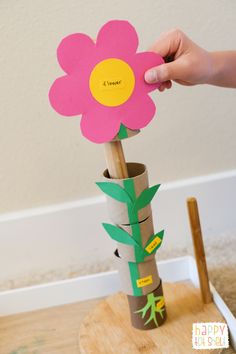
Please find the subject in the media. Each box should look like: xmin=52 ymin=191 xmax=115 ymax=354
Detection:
xmin=89 ymin=58 xmax=135 ymax=107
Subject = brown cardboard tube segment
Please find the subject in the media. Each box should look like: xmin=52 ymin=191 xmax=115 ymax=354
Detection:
xmin=118 ymin=214 xmax=155 ymax=262
xmin=103 ymin=163 xmax=151 ymax=225
xmin=127 ymin=280 xmax=167 ymax=330
xmin=114 ymin=250 xmax=160 ymax=296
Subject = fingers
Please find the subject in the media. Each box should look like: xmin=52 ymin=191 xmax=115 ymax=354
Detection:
xmin=145 ymin=60 xmax=182 ymax=83
xmin=145 ymin=29 xmax=187 ymax=85
xmin=148 ymin=28 xmax=185 ymax=59
xmin=145 ymin=29 xmax=211 ymax=88
xmin=158 ymin=80 xmax=172 ymax=92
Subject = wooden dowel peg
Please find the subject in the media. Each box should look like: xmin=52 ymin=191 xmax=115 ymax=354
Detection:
xmin=104 ymin=140 xmax=128 ymax=179
xmin=187 ymin=197 xmax=212 ymax=304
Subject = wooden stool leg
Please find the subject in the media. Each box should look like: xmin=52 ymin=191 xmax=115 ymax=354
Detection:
xmin=187 ymin=197 xmax=212 ymax=304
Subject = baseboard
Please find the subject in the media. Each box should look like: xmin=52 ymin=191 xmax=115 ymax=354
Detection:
xmin=0 ymin=256 xmax=192 ymax=316
xmin=0 ymin=169 xmax=236 ymax=288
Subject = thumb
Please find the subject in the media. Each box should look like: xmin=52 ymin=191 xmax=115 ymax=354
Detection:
xmin=145 ymin=62 xmax=177 ymax=83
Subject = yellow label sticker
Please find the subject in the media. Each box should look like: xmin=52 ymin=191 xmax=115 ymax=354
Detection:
xmin=89 ymin=58 xmax=135 ymax=107
xmin=145 ymin=236 xmax=161 ymax=254
xmin=136 ymin=275 xmax=153 ymax=288
xmin=99 ymin=78 xmax=125 ymax=90
xmin=156 ymin=297 xmax=165 ymax=310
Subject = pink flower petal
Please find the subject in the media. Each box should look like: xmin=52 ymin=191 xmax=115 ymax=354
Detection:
xmin=57 ymin=33 xmax=95 ymax=74
xmin=96 ymin=20 xmax=138 ymax=56
xmin=119 ymin=94 xmax=156 ymax=130
xmin=132 ymin=52 xmax=164 ymax=93
xmin=49 ymin=75 xmax=88 ymax=116
xmin=80 ymin=105 xmax=121 ymax=143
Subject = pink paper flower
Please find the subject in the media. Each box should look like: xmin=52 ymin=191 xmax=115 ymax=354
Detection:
xmin=49 ymin=20 xmax=164 ymax=143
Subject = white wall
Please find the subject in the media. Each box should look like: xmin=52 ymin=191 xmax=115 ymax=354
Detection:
xmin=0 ymin=0 xmax=236 ymax=213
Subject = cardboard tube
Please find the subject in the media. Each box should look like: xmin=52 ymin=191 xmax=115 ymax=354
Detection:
xmin=114 ymin=250 xmax=160 ymax=296
xmin=103 ymin=163 xmax=151 ymax=225
xmin=118 ymin=215 xmax=155 ymax=262
xmin=127 ymin=280 xmax=166 ymax=330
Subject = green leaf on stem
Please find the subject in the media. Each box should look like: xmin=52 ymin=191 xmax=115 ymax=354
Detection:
xmin=102 ymin=223 xmax=140 ymax=247
xmin=96 ymin=182 xmax=132 ymax=204
xmin=144 ymin=230 xmax=165 ymax=256
xmin=133 ymin=184 xmax=161 ymax=211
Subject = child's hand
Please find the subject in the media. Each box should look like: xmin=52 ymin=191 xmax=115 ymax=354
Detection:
xmin=145 ymin=29 xmax=213 ymax=91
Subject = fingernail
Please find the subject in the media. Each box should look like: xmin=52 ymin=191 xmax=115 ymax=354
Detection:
xmin=145 ymin=70 xmax=157 ymax=83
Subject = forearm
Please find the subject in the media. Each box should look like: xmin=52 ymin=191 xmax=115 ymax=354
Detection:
xmin=207 ymin=51 xmax=236 ymax=88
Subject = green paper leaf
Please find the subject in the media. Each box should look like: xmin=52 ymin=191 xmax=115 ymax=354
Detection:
xmin=102 ymin=223 xmax=139 ymax=247
xmin=143 ymin=230 xmax=164 ymax=256
xmin=118 ymin=123 xmax=128 ymax=140
xmin=96 ymin=182 xmax=132 ymax=204
xmin=133 ymin=184 xmax=161 ymax=211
